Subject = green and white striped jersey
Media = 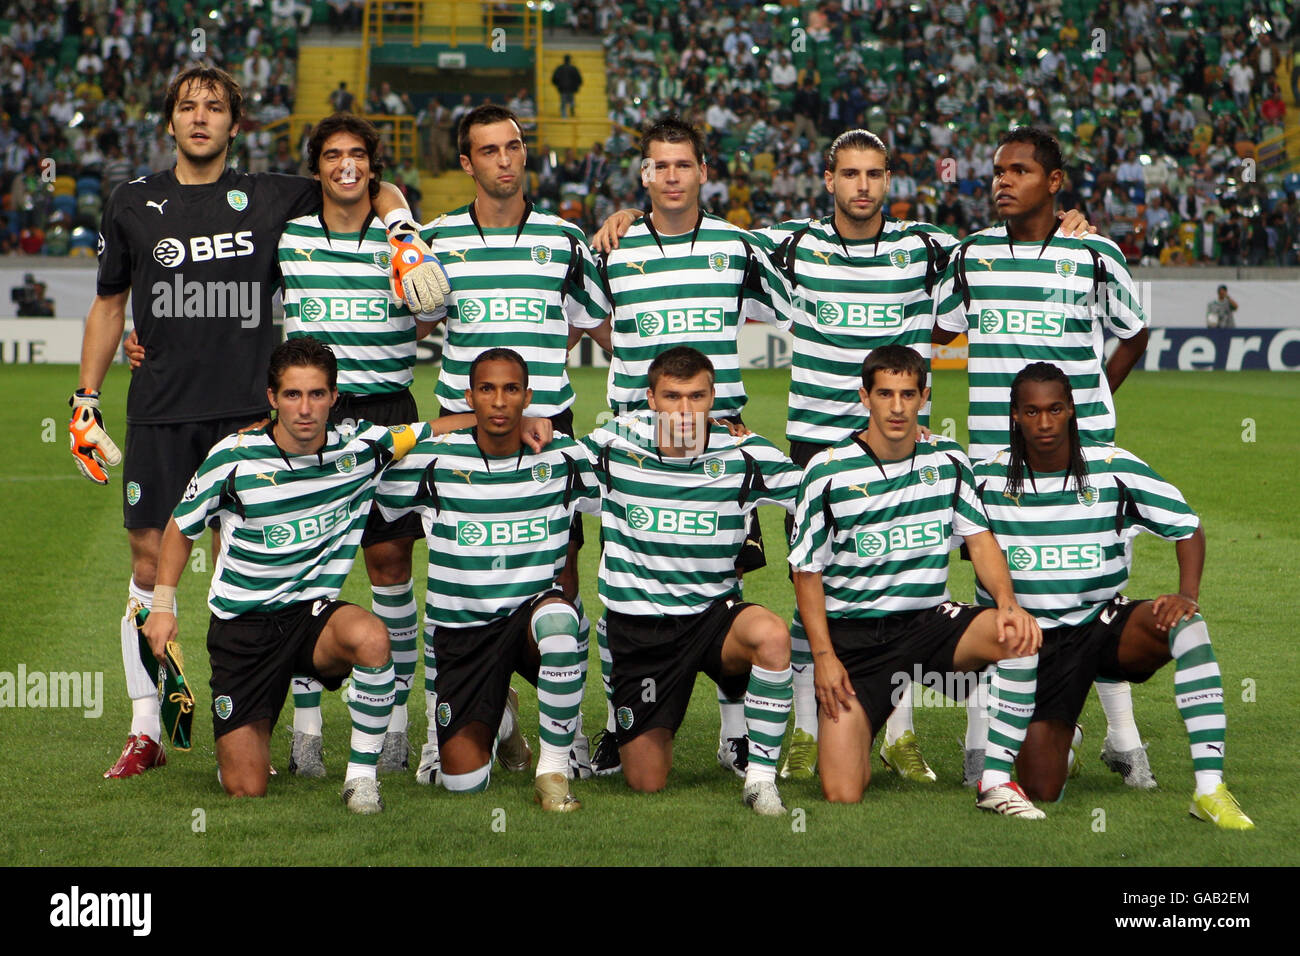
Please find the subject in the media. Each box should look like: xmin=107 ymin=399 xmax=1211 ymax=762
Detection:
xmin=753 ymin=217 xmax=956 ymax=443
xmin=425 ymin=202 xmax=610 ymax=418
xmin=933 ymin=227 xmax=1148 ymax=462
xmin=375 ymin=429 xmax=600 ymax=630
xmin=973 ymin=442 xmax=1200 ymax=628
xmin=172 ymin=420 xmax=423 ymax=619
xmin=581 ymin=411 xmax=802 ymax=616
xmin=280 ymin=216 xmax=430 ymax=396
xmin=601 ymin=212 xmax=792 ymax=416
xmin=788 ymin=434 xmax=987 ymax=619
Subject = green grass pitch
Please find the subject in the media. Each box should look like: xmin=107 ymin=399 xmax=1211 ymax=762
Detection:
xmin=1 ymin=364 xmax=1296 ymax=866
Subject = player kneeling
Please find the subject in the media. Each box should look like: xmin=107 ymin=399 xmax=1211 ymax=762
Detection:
xmin=581 ymin=347 xmax=804 ymax=815
xmin=376 ymin=349 xmax=596 ymax=810
xmin=974 ymin=363 xmax=1253 ymax=829
xmin=789 ymin=346 xmax=1046 ymax=817
xmin=140 ymin=338 xmax=423 ymax=813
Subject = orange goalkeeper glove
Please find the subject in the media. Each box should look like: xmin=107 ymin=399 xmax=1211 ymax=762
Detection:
xmin=388 ymin=218 xmax=450 ymax=314
xmin=69 ymin=389 xmax=122 ymax=484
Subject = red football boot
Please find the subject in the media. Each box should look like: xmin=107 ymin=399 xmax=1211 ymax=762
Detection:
xmin=104 ymin=733 xmax=167 ymax=778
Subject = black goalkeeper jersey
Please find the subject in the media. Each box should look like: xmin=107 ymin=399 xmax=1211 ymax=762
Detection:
xmin=97 ymin=168 xmax=320 ymax=425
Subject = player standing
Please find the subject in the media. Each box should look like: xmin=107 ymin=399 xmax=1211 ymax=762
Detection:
xmin=974 ymin=363 xmax=1253 ymax=828
xmin=933 ymin=126 xmax=1153 ymax=786
xmin=72 ymin=66 xmax=448 ymax=779
xmin=418 ymin=103 xmax=612 ymax=783
xmin=789 ymin=346 xmax=1045 ymax=816
xmin=139 ymin=337 xmax=421 ymax=812
xmin=376 ymin=349 xmax=598 ymax=810
xmin=586 ymin=116 xmax=793 ymax=778
xmin=581 ymin=347 xmax=803 ymax=814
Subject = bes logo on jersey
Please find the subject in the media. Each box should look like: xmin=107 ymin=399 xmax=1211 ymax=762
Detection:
xmin=616 ymin=706 xmax=634 ymax=730
xmin=1055 ymin=259 xmax=1077 ymax=279
xmin=889 ymin=249 xmax=911 ymax=269
xmin=703 ymin=458 xmax=725 ymax=479
xmin=151 ymin=231 xmax=255 ymax=268
xmin=372 ymin=250 xmax=392 ymax=270
xmin=456 ymin=517 xmax=548 ymax=546
xmin=708 ymin=251 xmax=728 ymax=272
xmin=263 ymin=501 xmax=355 ymax=549
xmin=226 ymin=190 xmax=248 ymax=212
xmin=531 ymin=245 xmax=552 ymax=265
xmin=532 ymin=462 xmax=552 ymax=483
xmin=457 ymin=296 xmax=546 ymax=324
xmin=1007 ymin=544 xmax=1102 ymax=572
xmin=336 ymin=453 xmax=357 ymax=475
xmin=978 ymin=308 xmax=1065 ymax=337
xmin=854 ymin=520 xmax=945 ymax=557
xmin=815 ymin=301 xmax=904 ymax=328
xmin=299 ymin=296 xmax=388 ymax=323
xmin=1077 ymin=485 xmax=1099 ymax=507
xmin=918 ymin=465 xmax=939 ymax=486
xmin=635 ymin=307 xmax=726 ymax=337
xmin=436 ymin=702 xmax=452 ymax=727
xmin=627 ymin=504 xmax=717 ymax=536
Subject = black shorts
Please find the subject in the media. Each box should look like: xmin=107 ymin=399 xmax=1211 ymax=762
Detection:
xmin=206 ymin=599 xmax=349 ymax=739
xmin=1033 ymin=595 xmax=1150 ymax=725
xmin=438 ymin=403 xmax=584 ymax=550
xmin=430 ymin=592 xmax=565 ymax=745
xmin=333 ymin=388 xmax=423 ymax=547
xmin=713 ymin=413 xmax=765 ymax=572
xmin=828 ymin=601 xmax=986 ymax=735
xmin=123 ymin=415 xmax=264 ymax=529
xmin=605 ymin=598 xmax=753 ymax=744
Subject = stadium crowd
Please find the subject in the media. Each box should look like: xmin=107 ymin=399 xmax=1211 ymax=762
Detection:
xmin=2 ymin=0 xmax=1299 ymax=264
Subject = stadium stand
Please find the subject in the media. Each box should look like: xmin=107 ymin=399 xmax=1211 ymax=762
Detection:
xmin=0 ymin=0 xmax=1297 ymax=264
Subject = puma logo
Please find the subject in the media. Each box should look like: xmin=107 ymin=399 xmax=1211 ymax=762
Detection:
xmin=626 ymin=451 xmax=648 ymax=469
xmin=1002 ymin=491 xmax=1022 ymax=506
xmin=625 ymin=260 xmax=648 ymax=276
xmin=255 ymin=472 xmax=277 ymax=486
xmin=442 ymin=248 xmax=468 ymax=262
xmin=848 ymin=483 xmax=871 ymax=498
xmin=146 ymin=199 xmax=168 ymax=215
xmin=294 ymin=248 xmax=313 ymax=260
xmin=810 ymin=249 xmax=834 ymax=266
xmin=978 ymin=257 xmax=996 ymax=271
xmin=452 ymin=469 xmax=473 ymax=484
xmin=1206 ymin=744 xmax=1223 ymax=754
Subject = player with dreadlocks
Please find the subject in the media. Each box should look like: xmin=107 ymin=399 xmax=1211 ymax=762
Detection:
xmin=970 ymin=363 xmax=1253 ymax=828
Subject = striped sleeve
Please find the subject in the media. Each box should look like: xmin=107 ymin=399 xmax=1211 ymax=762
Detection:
xmin=1110 ymin=449 xmax=1199 ymax=540
xmin=172 ymin=437 xmax=239 ymax=539
xmin=742 ymin=435 xmax=802 ymax=512
xmin=1089 ymin=236 xmax=1148 ymax=339
xmin=787 ymin=457 xmax=835 ymax=574
xmin=563 ymin=229 xmax=612 ymax=330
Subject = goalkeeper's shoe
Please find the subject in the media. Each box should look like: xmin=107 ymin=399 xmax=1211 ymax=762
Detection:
xmin=68 ymin=390 xmax=121 ymax=484
xmin=415 ymin=742 xmax=440 ymax=786
xmin=779 ymin=727 xmax=817 ymax=780
xmin=388 ymin=218 xmax=450 ymax=313
xmin=289 ymin=731 xmax=325 ymax=778
xmin=880 ymin=730 xmax=937 ymax=782
xmin=342 ymin=776 xmax=384 ymax=815
xmin=1068 ymin=724 xmax=1084 ymax=779
xmin=1100 ymin=736 xmax=1158 ymax=789
xmin=496 ymin=687 xmax=532 ymax=772
xmin=717 ymin=735 xmax=749 ymax=778
xmin=976 ymin=781 xmax=1046 ymax=819
xmin=104 ymin=733 xmax=166 ymax=779
xmin=1189 ymin=783 xmax=1255 ymax=830
xmin=533 ymin=772 xmax=582 ymax=812
xmin=589 ymin=729 xmax=622 ymax=776
xmin=378 ymin=730 xmax=410 ymax=773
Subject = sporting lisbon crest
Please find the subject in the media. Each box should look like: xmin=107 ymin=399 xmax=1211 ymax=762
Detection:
xmin=531 ymin=245 xmax=552 ymax=265
xmin=373 ymin=250 xmax=392 ymax=269
xmin=1055 ymin=259 xmax=1077 ymax=279
xmin=918 ymin=465 xmax=939 ymax=486
xmin=616 ymin=706 xmax=634 ymax=730
xmin=126 ymin=481 xmax=141 ymax=505
xmin=708 ymin=251 xmax=728 ymax=272
xmin=436 ymin=702 xmax=452 ymax=726
xmin=1077 ymin=485 xmax=1098 ymax=507
xmin=890 ymin=249 xmax=911 ymax=269
xmin=703 ymin=458 xmax=725 ymax=479
xmin=532 ymin=462 xmax=552 ymax=483
xmin=226 ymin=189 xmax=248 ymax=212
xmin=214 ymin=695 xmax=233 ymax=720
xmin=336 ymin=452 xmax=357 ymax=474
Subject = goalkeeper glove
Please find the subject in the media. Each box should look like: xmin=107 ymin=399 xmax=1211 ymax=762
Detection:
xmin=388 ymin=217 xmax=451 ymax=314
xmin=69 ymin=389 xmax=122 ymax=485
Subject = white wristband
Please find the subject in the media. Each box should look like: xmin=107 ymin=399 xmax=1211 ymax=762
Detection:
xmin=383 ymin=208 xmax=413 ymax=232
